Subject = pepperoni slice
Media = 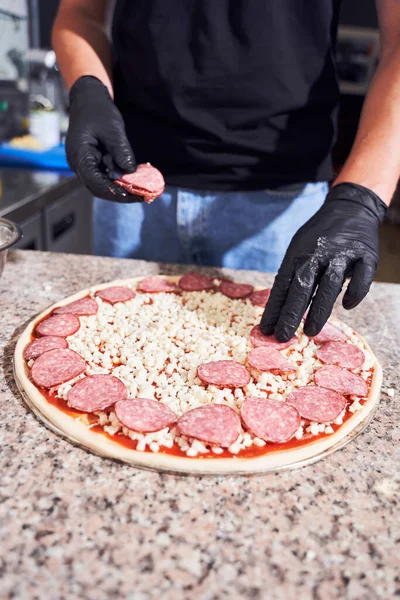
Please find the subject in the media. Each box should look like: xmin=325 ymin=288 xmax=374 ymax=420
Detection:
xmin=30 ymin=348 xmax=86 ymax=389
xmin=115 ymin=398 xmax=177 ymax=433
xmin=220 ymin=280 xmax=254 ymax=299
xmin=241 ymin=398 xmax=300 ymax=443
xmin=177 ymin=404 xmax=241 ymax=447
xmin=137 ymin=276 xmax=177 ymax=293
xmin=115 ymin=163 xmax=165 ymax=204
xmin=314 ymin=365 xmax=368 ymax=397
xmin=316 ymin=341 xmax=365 ymax=370
xmin=250 ymin=325 xmax=297 ymax=350
xmin=95 ymin=286 xmax=136 ymax=304
xmin=311 ymin=322 xmax=347 ymax=344
xmin=67 ymin=375 xmax=128 ymax=412
xmin=287 ymin=385 xmax=346 ymax=423
xmin=35 ymin=313 xmax=80 ymax=338
xmin=178 ymin=273 xmax=214 ymax=291
xmin=249 ymin=288 xmax=271 ymax=307
xmin=23 ymin=336 xmax=68 ymax=361
xmin=197 ymin=360 xmax=251 ymax=388
xmin=247 ymin=347 xmax=296 ymax=373
xmin=53 ymin=297 xmax=98 ymax=316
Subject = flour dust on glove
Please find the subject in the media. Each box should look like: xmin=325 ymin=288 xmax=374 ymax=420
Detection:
xmin=260 ymin=183 xmax=387 ymax=342
xmin=66 ymin=75 xmax=141 ymax=203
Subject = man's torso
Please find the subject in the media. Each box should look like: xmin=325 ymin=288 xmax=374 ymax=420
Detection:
xmin=112 ymin=0 xmax=342 ymax=189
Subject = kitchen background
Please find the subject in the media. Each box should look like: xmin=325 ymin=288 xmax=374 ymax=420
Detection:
xmin=0 ymin=0 xmax=399 ymax=281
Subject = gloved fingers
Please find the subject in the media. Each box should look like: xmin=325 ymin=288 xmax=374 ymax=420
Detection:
xmin=101 ymin=152 xmax=121 ymax=179
xmin=272 ymin=258 xmax=320 ymax=342
xmin=303 ymin=262 xmax=347 ymax=336
xmin=100 ymin=153 xmax=145 ymax=203
xmin=260 ymin=259 xmax=294 ymax=336
xmin=75 ymin=146 xmax=139 ymax=203
xmin=342 ymin=257 xmax=377 ymax=310
xmin=105 ymin=132 xmax=136 ymax=173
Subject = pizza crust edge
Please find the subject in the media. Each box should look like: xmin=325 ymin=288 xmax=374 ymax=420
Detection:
xmin=13 ymin=276 xmax=382 ymax=475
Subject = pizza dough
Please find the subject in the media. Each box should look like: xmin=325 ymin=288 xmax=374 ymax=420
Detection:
xmin=14 ymin=276 xmax=382 ymax=475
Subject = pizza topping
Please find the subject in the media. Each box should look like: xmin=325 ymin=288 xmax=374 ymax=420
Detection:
xmin=286 ymin=385 xmax=347 ymax=423
xmin=249 ymin=288 xmax=271 ymax=307
xmin=53 ymin=297 xmax=98 ymax=316
xmin=197 ymin=360 xmax=251 ymax=388
xmin=241 ymin=397 xmax=301 ymax=443
xmin=137 ymin=276 xmax=177 ymax=293
xmin=95 ymin=286 xmax=136 ymax=304
xmin=314 ymin=365 xmax=368 ymax=396
xmin=250 ymin=325 xmax=297 ymax=350
xmin=178 ymin=273 xmax=214 ymax=291
xmin=316 ymin=341 xmax=365 ymax=370
xmin=247 ymin=347 xmax=296 ymax=373
xmin=114 ymin=163 xmax=165 ymax=204
xmin=23 ymin=336 xmax=68 ymax=361
xmin=311 ymin=322 xmax=347 ymax=344
xmin=177 ymin=404 xmax=241 ymax=447
xmin=28 ymin=277 xmax=373 ymax=457
xmin=67 ymin=374 xmax=128 ymax=412
xmin=220 ymin=280 xmax=254 ymax=299
xmin=35 ymin=313 xmax=80 ymax=338
xmin=30 ymin=348 xmax=86 ymax=389
xmin=115 ymin=398 xmax=177 ymax=433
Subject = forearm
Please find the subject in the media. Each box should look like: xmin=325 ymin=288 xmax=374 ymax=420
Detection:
xmin=52 ymin=3 xmax=112 ymax=95
xmin=334 ymin=44 xmax=400 ymax=205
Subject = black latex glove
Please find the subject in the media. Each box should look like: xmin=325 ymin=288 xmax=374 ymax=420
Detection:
xmin=66 ymin=75 xmax=142 ymax=202
xmin=260 ymin=182 xmax=387 ymax=342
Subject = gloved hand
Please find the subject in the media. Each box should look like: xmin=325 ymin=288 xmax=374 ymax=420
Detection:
xmin=260 ymin=182 xmax=387 ymax=342
xmin=66 ymin=75 xmax=142 ymax=202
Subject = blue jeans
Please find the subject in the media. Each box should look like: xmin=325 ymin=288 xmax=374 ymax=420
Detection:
xmin=93 ymin=182 xmax=328 ymax=272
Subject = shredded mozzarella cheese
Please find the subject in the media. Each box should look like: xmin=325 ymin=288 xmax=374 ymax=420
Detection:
xmin=48 ymin=287 xmax=372 ymax=455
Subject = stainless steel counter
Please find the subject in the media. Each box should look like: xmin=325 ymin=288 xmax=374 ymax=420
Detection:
xmin=0 ymin=168 xmax=92 ymax=253
xmin=0 ymin=168 xmax=78 ymax=222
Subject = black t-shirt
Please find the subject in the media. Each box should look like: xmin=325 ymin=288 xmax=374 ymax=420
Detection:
xmin=112 ymin=0 xmax=342 ymax=190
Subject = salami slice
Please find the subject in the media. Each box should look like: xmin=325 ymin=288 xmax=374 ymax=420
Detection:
xmin=316 ymin=341 xmax=365 ymax=370
xmin=67 ymin=374 xmax=128 ymax=412
xmin=115 ymin=398 xmax=177 ymax=433
xmin=197 ymin=360 xmax=251 ymax=388
xmin=95 ymin=286 xmax=135 ymax=304
xmin=314 ymin=365 xmax=368 ymax=397
xmin=137 ymin=276 xmax=177 ymax=293
xmin=247 ymin=347 xmax=296 ymax=373
xmin=178 ymin=273 xmax=214 ymax=291
xmin=241 ymin=398 xmax=300 ymax=443
xmin=220 ymin=280 xmax=254 ymax=299
xmin=23 ymin=336 xmax=68 ymax=361
xmin=115 ymin=163 xmax=165 ymax=204
xmin=35 ymin=313 xmax=80 ymax=338
xmin=53 ymin=297 xmax=98 ymax=316
xmin=249 ymin=288 xmax=271 ymax=308
xmin=30 ymin=348 xmax=86 ymax=389
xmin=177 ymin=404 xmax=241 ymax=447
xmin=250 ymin=325 xmax=297 ymax=350
xmin=287 ymin=385 xmax=346 ymax=423
xmin=311 ymin=322 xmax=347 ymax=344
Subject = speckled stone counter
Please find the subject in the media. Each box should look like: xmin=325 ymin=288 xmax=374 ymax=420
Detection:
xmin=1 ymin=251 xmax=399 ymax=600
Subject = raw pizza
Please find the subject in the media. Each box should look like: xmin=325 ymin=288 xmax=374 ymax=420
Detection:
xmin=14 ymin=275 xmax=382 ymax=474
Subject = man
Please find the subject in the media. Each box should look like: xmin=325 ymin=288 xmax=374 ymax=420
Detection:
xmin=53 ymin=1 xmax=397 ymax=342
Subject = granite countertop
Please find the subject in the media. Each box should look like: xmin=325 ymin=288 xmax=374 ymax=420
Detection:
xmin=0 ymin=251 xmax=399 ymax=600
